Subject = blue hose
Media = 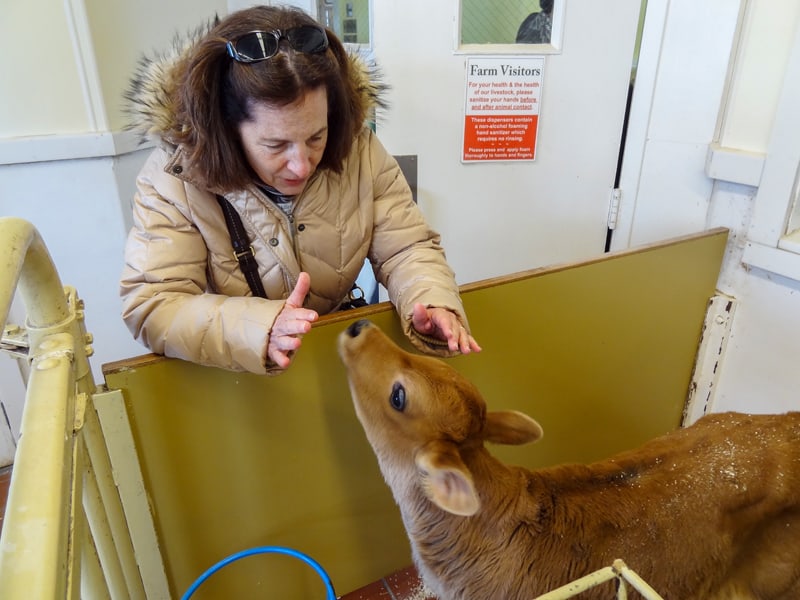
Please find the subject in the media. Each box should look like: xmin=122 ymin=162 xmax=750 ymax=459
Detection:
xmin=180 ymin=545 xmax=337 ymax=600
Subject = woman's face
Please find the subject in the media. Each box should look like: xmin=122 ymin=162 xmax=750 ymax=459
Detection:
xmin=238 ymin=86 xmax=329 ymax=196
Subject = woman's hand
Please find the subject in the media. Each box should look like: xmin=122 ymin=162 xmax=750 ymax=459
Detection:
xmin=411 ymin=303 xmax=482 ymax=354
xmin=267 ymin=272 xmax=318 ymax=368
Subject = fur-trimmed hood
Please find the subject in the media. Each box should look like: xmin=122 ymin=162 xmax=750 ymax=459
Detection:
xmin=123 ymin=18 xmax=386 ymax=143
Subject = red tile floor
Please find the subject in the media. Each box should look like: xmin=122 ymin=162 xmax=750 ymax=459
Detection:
xmin=340 ymin=565 xmax=437 ymax=600
xmin=0 ymin=465 xmax=11 ymax=535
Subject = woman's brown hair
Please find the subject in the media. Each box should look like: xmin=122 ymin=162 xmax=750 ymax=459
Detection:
xmin=171 ymin=6 xmax=367 ymax=191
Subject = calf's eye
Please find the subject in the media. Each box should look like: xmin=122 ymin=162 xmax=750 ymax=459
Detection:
xmin=390 ymin=382 xmax=406 ymax=412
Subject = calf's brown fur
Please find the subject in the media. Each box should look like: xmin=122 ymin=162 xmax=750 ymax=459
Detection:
xmin=337 ymin=320 xmax=800 ymax=599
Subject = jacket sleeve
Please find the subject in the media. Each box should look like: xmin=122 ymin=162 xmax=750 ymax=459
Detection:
xmin=364 ymin=132 xmax=471 ymax=357
xmin=120 ymin=152 xmax=285 ymax=374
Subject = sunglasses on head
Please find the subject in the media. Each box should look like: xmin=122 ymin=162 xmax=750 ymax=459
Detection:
xmin=226 ymin=25 xmax=329 ymax=63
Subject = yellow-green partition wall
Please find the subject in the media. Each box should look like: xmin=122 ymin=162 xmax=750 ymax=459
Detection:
xmin=102 ymin=228 xmax=728 ymax=599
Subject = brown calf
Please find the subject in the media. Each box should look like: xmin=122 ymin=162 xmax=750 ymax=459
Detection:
xmin=337 ymin=320 xmax=800 ymax=600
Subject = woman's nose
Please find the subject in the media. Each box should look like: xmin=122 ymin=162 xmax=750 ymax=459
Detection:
xmin=286 ymin=146 xmax=313 ymax=177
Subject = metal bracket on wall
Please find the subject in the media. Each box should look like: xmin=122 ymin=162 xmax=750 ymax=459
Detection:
xmin=1 ymin=324 xmax=28 ymax=360
xmin=607 ymin=188 xmax=622 ymax=230
xmin=683 ymin=293 xmax=737 ymax=425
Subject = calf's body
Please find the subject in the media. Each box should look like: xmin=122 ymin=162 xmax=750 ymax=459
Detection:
xmin=338 ymin=320 xmax=800 ymax=600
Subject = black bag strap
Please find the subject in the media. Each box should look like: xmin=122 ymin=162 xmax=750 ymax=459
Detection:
xmin=215 ymin=194 xmax=268 ymax=299
xmin=216 ymin=193 xmax=369 ymax=310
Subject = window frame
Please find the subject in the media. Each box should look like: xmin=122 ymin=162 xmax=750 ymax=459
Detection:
xmin=741 ymin=22 xmax=800 ymax=282
xmin=455 ymin=0 xmax=566 ymax=55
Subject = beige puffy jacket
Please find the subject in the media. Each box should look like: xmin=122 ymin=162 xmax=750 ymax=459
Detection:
xmin=121 ymin=130 xmax=468 ymax=373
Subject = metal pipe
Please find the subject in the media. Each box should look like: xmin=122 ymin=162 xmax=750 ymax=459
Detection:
xmin=0 ymin=218 xmax=99 ymax=598
xmin=0 ymin=217 xmax=95 ymax=395
xmin=532 ymin=560 xmax=666 ymax=600
xmin=0 ymin=336 xmax=75 ymax=599
xmin=613 ymin=559 xmax=666 ymax=599
xmin=533 ymin=566 xmax=618 ymax=599
xmin=0 ymin=217 xmax=70 ymax=330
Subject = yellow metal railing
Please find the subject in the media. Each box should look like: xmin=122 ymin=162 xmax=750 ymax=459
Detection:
xmin=0 ymin=217 xmax=169 ymax=599
xmin=534 ymin=560 xmax=665 ymax=599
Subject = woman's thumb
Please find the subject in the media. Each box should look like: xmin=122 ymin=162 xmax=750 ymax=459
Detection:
xmin=286 ymin=272 xmax=311 ymax=307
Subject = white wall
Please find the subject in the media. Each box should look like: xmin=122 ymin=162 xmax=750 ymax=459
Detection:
xmin=0 ymin=144 xmax=151 ymax=463
xmin=0 ymin=0 xmax=225 ymax=400
xmin=618 ymin=0 xmax=800 ymax=415
xmin=0 ymin=0 xmax=227 ymax=374
xmin=370 ymin=0 xmax=642 ymax=283
xmin=710 ymin=0 xmax=800 ymax=415
xmin=719 ymin=1 xmax=798 ymax=151
xmin=0 ymin=150 xmax=151 ymax=379
xmin=0 ymin=0 xmax=88 ymax=136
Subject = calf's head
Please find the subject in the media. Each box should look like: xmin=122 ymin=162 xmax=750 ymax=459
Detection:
xmin=338 ymin=320 xmax=543 ymax=516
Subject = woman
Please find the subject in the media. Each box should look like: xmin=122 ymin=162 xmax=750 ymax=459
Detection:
xmin=121 ymin=5 xmax=480 ymax=374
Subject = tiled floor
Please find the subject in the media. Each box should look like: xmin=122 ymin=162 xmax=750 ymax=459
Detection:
xmin=0 ymin=465 xmax=11 ymax=535
xmin=340 ymin=565 xmax=437 ymax=600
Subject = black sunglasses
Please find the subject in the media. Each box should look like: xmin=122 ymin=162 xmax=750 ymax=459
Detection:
xmin=226 ymin=26 xmax=329 ymax=63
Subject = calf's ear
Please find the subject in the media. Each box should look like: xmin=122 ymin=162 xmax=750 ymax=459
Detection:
xmin=484 ymin=410 xmax=543 ymax=445
xmin=415 ymin=441 xmax=480 ymax=516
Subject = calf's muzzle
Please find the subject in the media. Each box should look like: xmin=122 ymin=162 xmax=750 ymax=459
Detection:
xmin=346 ymin=319 xmax=370 ymax=338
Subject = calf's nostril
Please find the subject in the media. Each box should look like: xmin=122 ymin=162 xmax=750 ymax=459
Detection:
xmin=347 ymin=319 xmax=370 ymax=338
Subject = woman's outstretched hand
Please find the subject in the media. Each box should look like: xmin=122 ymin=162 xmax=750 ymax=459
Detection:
xmin=411 ymin=303 xmax=482 ymax=354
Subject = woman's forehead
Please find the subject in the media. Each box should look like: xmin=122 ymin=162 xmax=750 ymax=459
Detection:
xmin=244 ymin=87 xmax=328 ymax=138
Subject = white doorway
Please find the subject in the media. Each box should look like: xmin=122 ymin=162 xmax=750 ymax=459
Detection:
xmin=369 ymin=0 xmax=645 ymax=283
